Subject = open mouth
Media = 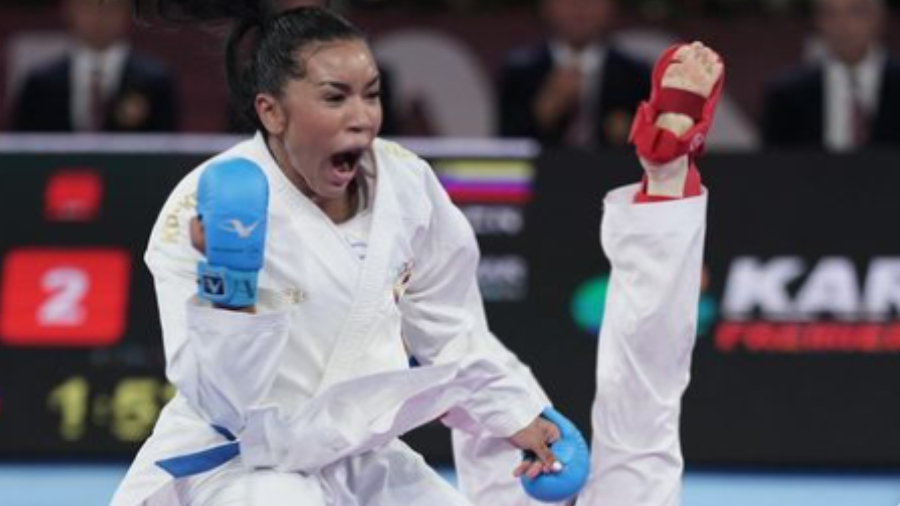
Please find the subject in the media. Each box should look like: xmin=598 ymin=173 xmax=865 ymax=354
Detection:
xmin=331 ymin=149 xmax=364 ymax=173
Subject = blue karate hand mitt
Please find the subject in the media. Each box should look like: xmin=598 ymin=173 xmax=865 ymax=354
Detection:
xmin=520 ymin=407 xmax=590 ymax=503
xmin=196 ymin=158 xmax=269 ymax=308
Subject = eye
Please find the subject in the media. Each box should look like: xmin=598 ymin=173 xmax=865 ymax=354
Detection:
xmin=365 ymin=90 xmax=381 ymax=102
xmin=323 ymin=93 xmax=347 ymax=105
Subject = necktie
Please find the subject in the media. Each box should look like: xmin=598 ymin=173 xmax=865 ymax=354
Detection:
xmin=564 ymin=68 xmax=591 ymax=146
xmin=88 ymin=65 xmax=105 ymax=131
xmin=566 ymin=107 xmax=591 ymax=145
xmin=850 ymin=73 xmax=869 ymax=147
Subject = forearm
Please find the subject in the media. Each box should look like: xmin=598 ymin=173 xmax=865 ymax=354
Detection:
xmin=240 ymin=357 xmax=543 ymax=472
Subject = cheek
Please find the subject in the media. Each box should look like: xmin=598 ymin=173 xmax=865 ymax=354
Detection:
xmin=282 ymin=126 xmax=327 ymax=181
xmin=372 ymin=105 xmax=385 ymax=129
xmin=290 ymin=108 xmax=340 ymax=141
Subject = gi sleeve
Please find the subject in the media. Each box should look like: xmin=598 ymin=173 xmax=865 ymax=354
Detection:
xmin=398 ymin=163 xmax=547 ymax=438
xmin=577 ymin=183 xmax=707 ymax=506
xmin=144 ymin=179 xmax=290 ymax=434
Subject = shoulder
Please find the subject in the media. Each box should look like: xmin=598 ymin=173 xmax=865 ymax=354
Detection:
xmin=765 ymin=64 xmax=821 ymax=97
xmin=882 ymin=55 xmax=900 ymax=81
xmin=605 ymin=46 xmax=650 ymax=75
xmin=373 ymin=138 xmax=437 ymax=196
xmin=21 ymin=56 xmax=70 ymax=86
xmin=373 ymin=138 xmax=431 ymax=178
xmin=125 ymin=51 xmax=174 ymax=81
xmin=369 ymin=144 xmax=480 ymax=264
xmin=372 ymin=138 xmax=454 ymax=221
xmin=502 ymin=42 xmax=551 ymax=72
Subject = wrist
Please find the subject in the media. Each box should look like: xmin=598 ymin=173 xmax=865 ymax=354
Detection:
xmin=655 ymin=112 xmax=695 ymax=136
xmin=198 ymin=261 xmax=260 ymax=309
xmin=644 ymin=156 xmax=689 ymax=197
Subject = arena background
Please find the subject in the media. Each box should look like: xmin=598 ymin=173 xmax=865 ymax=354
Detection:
xmin=3 ymin=0 xmax=900 ymax=505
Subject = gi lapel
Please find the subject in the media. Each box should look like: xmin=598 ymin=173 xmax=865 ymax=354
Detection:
xmin=317 ymin=146 xmax=402 ymax=392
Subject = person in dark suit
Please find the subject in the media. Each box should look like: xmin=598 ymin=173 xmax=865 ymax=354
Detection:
xmin=11 ymin=0 xmax=178 ymax=132
xmin=763 ymin=0 xmax=900 ymax=150
xmin=497 ymin=0 xmax=650 ymax=148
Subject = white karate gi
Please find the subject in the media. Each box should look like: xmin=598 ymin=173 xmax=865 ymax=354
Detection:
xmin=109 ymin=134 xmax=549 ymax=506
xmin=110 ymin=131 xmax=705 ymax=506
xmin=453 ymin=182 xmax=707 ymax=506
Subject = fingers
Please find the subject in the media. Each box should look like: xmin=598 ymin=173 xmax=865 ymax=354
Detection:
xmin=514 ymin=451 xmax=557 ymax=480
xmin=529 ymin=441 xmax=559 ymax=476
xmin=542 ymin=417 xmax=561 ymax=444
xmin=514 ymin=458 xmax=544 ymax=479
xmin=532 ymin=417 xmax=562 ymax=474
xmin=511 ymin=418 xmax=562 ymax=479
xmin=189 ymin=216 xmax=206 ymax=254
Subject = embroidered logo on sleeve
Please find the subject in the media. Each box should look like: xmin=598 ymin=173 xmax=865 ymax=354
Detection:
xmin=160 ymin=192 xmax=197 ymax=244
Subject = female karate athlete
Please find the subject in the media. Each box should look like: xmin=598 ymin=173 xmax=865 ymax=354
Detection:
xmin=110 ymin=6 xmax=580 ymax=506
xmin=111 ymin=1 xmax=722 ymax=504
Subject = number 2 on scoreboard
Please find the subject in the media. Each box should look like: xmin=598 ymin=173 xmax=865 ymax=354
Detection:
xmin=38 ymin=267 xmax=89 ymax=326
xmin=0 ymin=248 xmax=130 ymax=346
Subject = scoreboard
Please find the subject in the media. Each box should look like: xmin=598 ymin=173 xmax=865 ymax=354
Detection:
xmin=0 ymin=139 xmax=203 ymax=457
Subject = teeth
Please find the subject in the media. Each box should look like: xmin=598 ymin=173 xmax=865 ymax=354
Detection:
xmin=334 ymin=151 xmax=360 ymax=173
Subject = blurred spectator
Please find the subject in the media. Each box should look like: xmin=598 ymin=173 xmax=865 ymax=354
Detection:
xmin=762 ymin=0 xmax=900 ymax=150
xmin=496 ymin=0 xmax=650 ymax=148
xmin=11 ymin=0 xmax=178 ymax=132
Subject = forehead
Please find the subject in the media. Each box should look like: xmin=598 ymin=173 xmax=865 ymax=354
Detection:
xmin=300 ymin=40 xmax=378 ymax=81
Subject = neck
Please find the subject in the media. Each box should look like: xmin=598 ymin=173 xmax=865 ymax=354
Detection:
xmin=835 ymin=43 xmax=876 ymax=68
xmin=265 ymin=135 xmax=358 ymax=223
xmin=311 ymin=179 xmax=358 ymax=223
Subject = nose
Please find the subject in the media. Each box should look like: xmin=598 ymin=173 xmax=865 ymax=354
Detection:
xmin=347 ymin=97 xmax=381 ymax=136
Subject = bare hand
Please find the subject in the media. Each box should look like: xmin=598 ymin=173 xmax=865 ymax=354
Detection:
xmin=509 ymin=416 xmax=561 ymax=480
xmin=544 ymin=66 xmax=582 ymax=103
xmin=534 ymin=66 xmax=583 ymax=130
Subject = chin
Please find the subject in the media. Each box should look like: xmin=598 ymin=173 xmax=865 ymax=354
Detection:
xmin=319 ymin=185 xmax=349 ymax=201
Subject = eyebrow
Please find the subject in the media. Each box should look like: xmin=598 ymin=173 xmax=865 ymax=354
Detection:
xmin=318 ymin=76 xmax=381 ymax=92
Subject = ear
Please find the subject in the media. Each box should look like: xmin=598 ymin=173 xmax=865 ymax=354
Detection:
xmin=256 ymin=93 xmax=286 ymax=135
